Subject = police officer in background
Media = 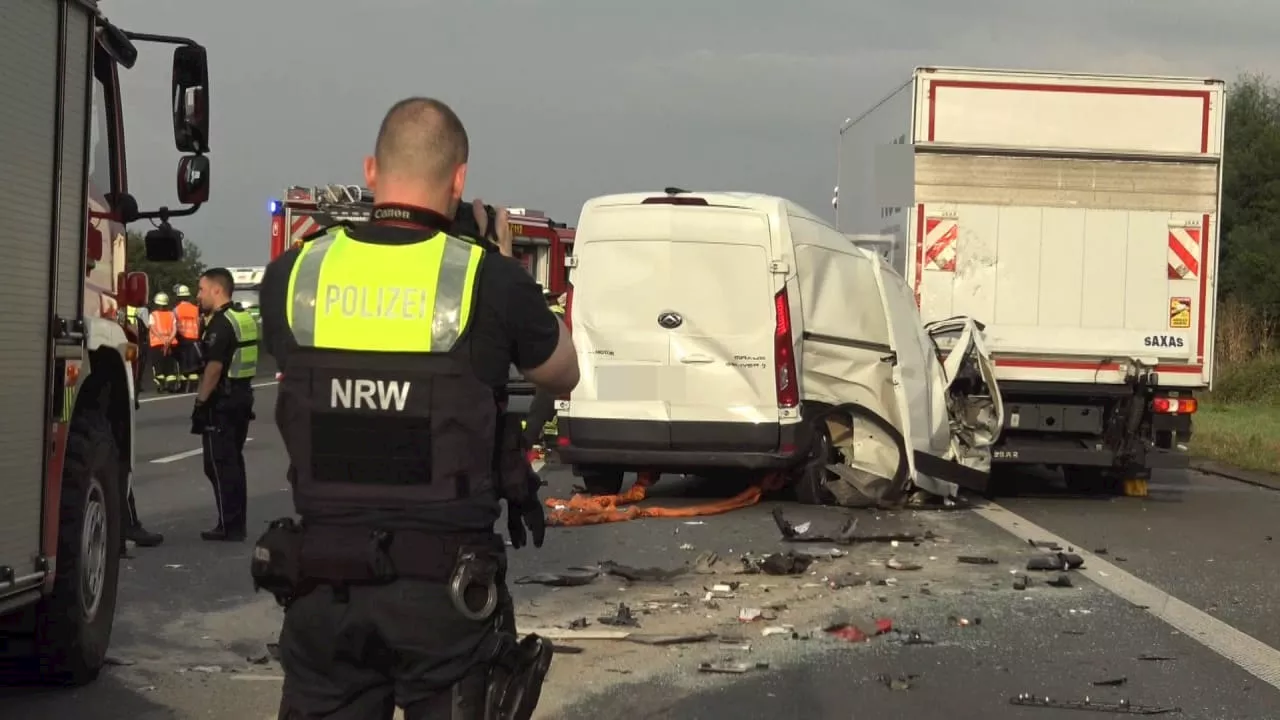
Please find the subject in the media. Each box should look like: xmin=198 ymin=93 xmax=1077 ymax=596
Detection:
xmin=256 ymin=96 xmax=578 ymax=719
xmin=192 ymin=268 xmax=260 ymax=542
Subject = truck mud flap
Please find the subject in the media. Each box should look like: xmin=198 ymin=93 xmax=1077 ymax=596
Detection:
xmin=912 ymin=450 xmax=989 ymax=494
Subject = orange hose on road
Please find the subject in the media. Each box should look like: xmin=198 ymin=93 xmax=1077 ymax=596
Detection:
xmin=545 ymin=472 xmax=787 ymax=526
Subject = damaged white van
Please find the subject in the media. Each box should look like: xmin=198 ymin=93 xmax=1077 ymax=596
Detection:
xmin=556 ymin=189 xmax=1002 ymax=505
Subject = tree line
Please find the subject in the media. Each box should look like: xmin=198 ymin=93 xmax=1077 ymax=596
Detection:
xmin=125 ymin=231 xmax=205 ymax=304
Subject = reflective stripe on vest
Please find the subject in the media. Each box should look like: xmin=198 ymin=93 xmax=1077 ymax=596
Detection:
xmin=285 ymin=228 xmax=484 ymax=352
xmin=550 ymin=305 xmax=565 ymax=316
xmin=126 ymin=305 xmax=138 ymax=321
xmin=224 ymin=307 xmax=260 ymax=379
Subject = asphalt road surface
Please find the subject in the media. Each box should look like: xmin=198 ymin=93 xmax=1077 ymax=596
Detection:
xmin=3 ymin=383 xmax=1279 ymax=719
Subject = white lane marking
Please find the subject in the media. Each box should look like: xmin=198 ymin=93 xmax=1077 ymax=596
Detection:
xmin=977 ymin=501 xmax=1280 ymax=692
xmin=139 ymin=380 xmax=278 ymax=404
xmin=151 ymin=438 xmax=254 ymax=464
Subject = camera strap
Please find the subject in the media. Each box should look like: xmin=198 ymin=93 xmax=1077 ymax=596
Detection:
xmin=370 ymin=204 xmax=451 ymax=231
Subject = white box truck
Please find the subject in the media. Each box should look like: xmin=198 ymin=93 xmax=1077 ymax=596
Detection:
xmin=836 ymin=66 xmax=1225 ymax=488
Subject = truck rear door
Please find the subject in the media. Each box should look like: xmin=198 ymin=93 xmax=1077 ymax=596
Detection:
xmin=0 ymin=0 xmax=66 ymax=596
xmin=910 ymin=72 xmax=1223 ymax=387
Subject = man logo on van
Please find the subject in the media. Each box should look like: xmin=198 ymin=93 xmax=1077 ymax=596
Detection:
xmin=1143 ymin=335 xmax=1185 ymax=349
xmin=657 ymin=311 xmax=683 ymax=329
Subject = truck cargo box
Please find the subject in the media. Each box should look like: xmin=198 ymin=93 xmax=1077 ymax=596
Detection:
xmin=837 ymin=67 xmax=1225 ymax=390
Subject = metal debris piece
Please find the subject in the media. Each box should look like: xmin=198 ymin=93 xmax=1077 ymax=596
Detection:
xmin=566 ymin=618 xmax=590 ymax=630
xmin=1137 ymin=654 xmax=1176 ymax=662
xmin=1047 ymin=573 xmax=1073 ymax=588
xmin=1029 ymin=539 xmax=1063 ymax=550
xmin=771 ymin=508 xmax=925 ymax=545
xmin=957 ymin=555 xmax=998 ymax=565
xmin=1092 ymin=677 xmax=1128 ymax=687
xmin=514 ymin=569 xmax=600 ymax=587
xmin=1013 ymin=574 xmax=1029 ymax=590
xmin=1009 ymin=693 xmax=1178 ymax=714
xmin=693 ymin=550 xmax=720 ymax=575
xmin=598 ymin=603 xmax=640 ymax=627
xmin=760 ymin=552 xmax=813 ymax=575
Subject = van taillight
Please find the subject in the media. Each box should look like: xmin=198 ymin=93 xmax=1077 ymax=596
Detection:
xmin=774 ymin=289 xmax=798 ymax=409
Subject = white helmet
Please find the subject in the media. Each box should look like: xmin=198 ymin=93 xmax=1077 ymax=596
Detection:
xmin=174 ymin=284 xmax=192 ymax=299
xmin=153 ymin=292 xmax=171 ymax=306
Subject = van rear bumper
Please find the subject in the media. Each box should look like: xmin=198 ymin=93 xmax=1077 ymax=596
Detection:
xmin=557 ymin=417 xmax=809 ymax=471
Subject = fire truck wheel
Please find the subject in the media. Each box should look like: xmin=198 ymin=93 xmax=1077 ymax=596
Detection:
xmin=36 ymin=406 xmax=122 ymax=685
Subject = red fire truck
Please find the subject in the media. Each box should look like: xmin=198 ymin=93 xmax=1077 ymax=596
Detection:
xmin=0 ymin=0 xmax=211 ymax=685
xmin=268 ymin=184 xmax=576 ymax=293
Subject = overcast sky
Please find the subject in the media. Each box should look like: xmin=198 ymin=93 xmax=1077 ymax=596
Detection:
xmin=104 ymin=0 xmax=1277 ymax=266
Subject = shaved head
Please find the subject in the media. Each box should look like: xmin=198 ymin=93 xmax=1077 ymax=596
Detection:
xmin=373 ymin=97 xmax=469 ymax=186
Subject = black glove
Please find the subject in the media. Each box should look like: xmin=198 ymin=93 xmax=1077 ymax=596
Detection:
xmin=190 ymin=401 xmax=212 ymax=435
xmin=505 ymin=467 xmax=547 ymax=549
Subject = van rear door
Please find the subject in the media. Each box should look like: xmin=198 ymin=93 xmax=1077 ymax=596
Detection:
xmin=663 ymin=207 xmax=780 ymax=452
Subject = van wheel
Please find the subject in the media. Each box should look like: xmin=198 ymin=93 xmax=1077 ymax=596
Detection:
xmin=578 ymin=468 xmax=625 ymax=496
xmin=794 ymin=430 xmax=835 ymax=506
xmin=35 ymin=405 xmax=123 ymax=685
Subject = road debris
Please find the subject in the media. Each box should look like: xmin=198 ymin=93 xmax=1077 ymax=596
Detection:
xmin=771 ymin=508 xmax=928 ymax=545
xmin=1047 ymin=573 xmax=1074 ymax=588
xmin=1137 ymin=654 xmax=1176 ymax=662
xmin=876 ymin=672 xmax=918 ymax=690
xmin=888 ymin=630 xmax=935 ymax=645
xmin=104 ymin=656 xmax=136 ymax=667
xmin=626 ymin=633 xmax=716 ymax=646
xmin=514 ymin=568 xmax=600 ymax=587
xmin=947 ymin=615 xmax=981 ymax=627
xmin=1093 ymin=676 xmax=1128 ymax=687
xmin=1013 ymin=574 xmax=1029 ymax=590
xmin=552 ymin=644 xmax=584 ymax=654
xmin=957 ymin=555 xmax=997 ymax=565
xmin=886 ymin=558 xmax=922 ymax=571
xmin=598 ymin=603 xmax=640 ymax=627
xmin=825 ymin=618 xmax=893 ymax=642
xmin=600 ymin=560 xmax=687 ymax=582
xmin=743 ymin=552 xmax=814 ymax=576
xmin=738 ymin=608 xmax=778 ymax=623
xmin=1027 ymin=552 xmax=1084 ymax=571
xmin=524 ymin=627 xmax=632 ymax=641
xmin=1009 ymin=694 xmax=1179 ymax=714
xmin=698 ymin=660 xmax=770 ymax=674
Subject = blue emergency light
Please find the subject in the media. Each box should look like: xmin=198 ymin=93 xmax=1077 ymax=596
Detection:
xmin=268 ymin=199 xmax=281 ymax=214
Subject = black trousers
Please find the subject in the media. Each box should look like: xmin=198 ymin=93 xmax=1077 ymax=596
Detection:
xmin=201 ymin=386 xmax=254 ymax=531
xmin=277 ymin=575 xmax=518 ymax=719
xmin=135 ymin=324 xmax=150 ymax=397
xmin=521 ymin=389 xmax=556 ymax=448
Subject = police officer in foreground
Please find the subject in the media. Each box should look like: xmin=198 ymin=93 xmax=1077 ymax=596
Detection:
xmin=192 ymin=267 xmax=259 ymax=541
xmin=255 ymin=96 xmax=578 ymax=719
xmin=521 ymin=292 xmax=565 ymax=452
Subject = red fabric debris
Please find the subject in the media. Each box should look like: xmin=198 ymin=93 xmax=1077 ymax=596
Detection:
xmin=825 ymin=618 xmax=894 ymax=642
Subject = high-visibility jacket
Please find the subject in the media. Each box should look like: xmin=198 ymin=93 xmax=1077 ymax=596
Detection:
xmin=550 ymin=304 xmax=565 ymax=316
xmin=209 ymin=304 xmax=260 ymax=380
xmin=149 ymin=309 xmax=178 ymax=348
xmin=175 ymin=300 xmax=201 ymax=340
xmin=278 ymin=226 xmax=498 ymax=529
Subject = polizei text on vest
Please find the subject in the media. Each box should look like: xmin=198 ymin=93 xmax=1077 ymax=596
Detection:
xmin=324 ymin=285 xmax=432 ymax=319
xmin=331 ymin=378 xmax=411 ymax=411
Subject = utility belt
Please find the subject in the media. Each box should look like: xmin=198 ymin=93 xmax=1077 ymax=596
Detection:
xmin=250 ymin=518 xmax=506 ymax=621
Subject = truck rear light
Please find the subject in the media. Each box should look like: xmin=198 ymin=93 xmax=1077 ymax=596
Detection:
xmin=774 ymin=289 xmax=799 ymax=409
xmin=641 ymin=196 xmax=708 ymax=206
xmin=1152 ymin=397 xmax=1197 ymax=414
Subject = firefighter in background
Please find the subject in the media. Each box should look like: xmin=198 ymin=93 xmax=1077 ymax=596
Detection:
xmin=522 ymin=290 xmax=565 ymax=456
xmin=148 ymin=292 xmax=180 ymax=392
xmin=173 ymin=284 xmax=203 ymax=392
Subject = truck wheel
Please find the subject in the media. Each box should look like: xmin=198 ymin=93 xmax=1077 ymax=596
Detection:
xmin=35 ymin=407 xmax=123 ymax=685
xmin=577 ymin=468 xmax=624 ymax=495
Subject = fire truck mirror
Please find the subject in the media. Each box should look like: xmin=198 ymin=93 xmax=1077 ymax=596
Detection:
xmin=145 ymin=222 xmax=185 ymax=263
xmin=177 ymin=155 xmax=210 ymax=205
xmin=122 ymin=272 xmax=150 ymax=308
xmin=171 ymin=45 xmax=209 ymax=153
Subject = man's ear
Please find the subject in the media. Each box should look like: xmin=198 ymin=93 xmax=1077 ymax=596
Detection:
xmin=364 ymin=155 xmax=378 ymax=191
xmin=451 ymin=163 xmax=468 ymax=204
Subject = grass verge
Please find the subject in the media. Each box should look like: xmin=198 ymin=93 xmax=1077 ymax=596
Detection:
xmin=1188 ymin=355 xmax=1280 ymax=473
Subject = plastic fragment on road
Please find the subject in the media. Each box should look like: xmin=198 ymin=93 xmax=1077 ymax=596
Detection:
xmin=513 ymin=568 xmax=600 ymax=586
xmin=824 ymin=618 xmax=893 ymax=642
xmin=698 ymin=660 xmax=770 ymax=674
